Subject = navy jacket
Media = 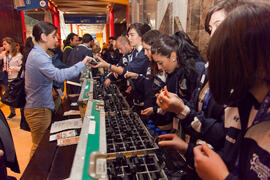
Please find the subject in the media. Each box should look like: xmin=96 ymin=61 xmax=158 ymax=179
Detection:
xmin=223 ymin=93 xmax=270 ymax=180
xmin=66 ymin=45 xmax=93 ymax=94
xmin=107 ymin=53 xmax=132 ymax=81
xmin=123 ymin=48 xmax=149 ymax=103
xmin=143 ymin=68 xmax=168 ymax=126
xmin=183 ymin=66 xmax=225 ymax=166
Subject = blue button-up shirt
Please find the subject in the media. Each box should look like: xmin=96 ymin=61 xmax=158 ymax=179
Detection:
xmin=25 ymin=44 xmax=85 ymax=110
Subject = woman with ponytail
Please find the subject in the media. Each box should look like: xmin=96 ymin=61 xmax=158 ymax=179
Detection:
xmin=150 ymin=32 xmax=204 ymax=132
xmin=124 ymin=30 xmax=170 ymax=130
xmin=152 ymin=32 xmax=201 ymax=103
xmin=24 ymin=21 xmax=92 ymax=157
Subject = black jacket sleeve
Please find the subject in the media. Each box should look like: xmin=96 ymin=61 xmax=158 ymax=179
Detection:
xmin=225 ymin=174 xmax=239 ymax=180
xmin=181 ymin=106 xmax=225 ymax=151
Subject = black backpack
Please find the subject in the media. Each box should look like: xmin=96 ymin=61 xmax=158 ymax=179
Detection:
xmin=1 ymin=68 xmax=25 ymax=108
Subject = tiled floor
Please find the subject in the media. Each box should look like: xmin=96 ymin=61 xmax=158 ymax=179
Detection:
xmin=1 ymin=103 xmax=32 ymax=179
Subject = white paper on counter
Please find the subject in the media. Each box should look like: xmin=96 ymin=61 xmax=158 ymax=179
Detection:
xmin=88 ymin=120 xmax=96 ymax=134
xmin=63 ymin=110 xmax=80 ymax=116
xmin=50 ymin=118 xmax=82 ymax=134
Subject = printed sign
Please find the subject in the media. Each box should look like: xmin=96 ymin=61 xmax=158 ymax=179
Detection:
xmin=64 ymin=14 xmax=107 ymax=24
xmin=15 ymin=0 xmax=48 ymax=10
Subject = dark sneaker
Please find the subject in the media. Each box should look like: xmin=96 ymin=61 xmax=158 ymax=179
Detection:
xmin=7 ymin=113 xmax=16 ymax=119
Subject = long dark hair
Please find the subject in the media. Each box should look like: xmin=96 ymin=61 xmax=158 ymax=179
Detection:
xmin=22 ymin=37 xmax=34 ymax=70
xmin=2 ymin=37 xmax=18 ymax=57
xmin=151 ymin=32 xmax=199 ymax=70
xmin=151 ymin=33 xmax=199 ymax=100
xmin=208 ymin=3 xmax=270 ymax=105
xmin=173 ymin=31 xmax=204 ymax=63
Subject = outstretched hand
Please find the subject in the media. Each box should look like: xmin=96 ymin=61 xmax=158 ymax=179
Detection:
xmin=157 ymin=133 xmax=188 ymax=154
xmin=194 ymin=143 xmax=229 ymax=180
xmin=124 ymin=71 xmax=139 ymax=79
xmin=82 ymin=56 xmax=93 ymax=66
xmin=88 ymin=55 xmax=109 ymax=69
xmin=141 ymin=107 xmax=154 ymax=116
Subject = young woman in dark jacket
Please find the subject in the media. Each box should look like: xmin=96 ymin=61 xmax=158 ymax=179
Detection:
xmin=193 ymin=3 xmax=270 ymax=180
xmin=124 ymin=30 xmax=170 ymax=129
xmin=91 ymin=23 xmax=151 ymax=113
xmin=155 ymin=0 xmax=238 ymax=167
xmin=151 ymin=32 xmax=204 ymax=130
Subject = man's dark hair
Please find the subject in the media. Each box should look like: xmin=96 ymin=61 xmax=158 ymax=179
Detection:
xmin=127 ymin=23 xmax=151 ymax=37
xmin=109 ymin=36 xmax=115 ymax=40
xmin=82 ymin=33 xmax=93 ymax=43
xmin=64 ymin=33 xmax=78 ymax=47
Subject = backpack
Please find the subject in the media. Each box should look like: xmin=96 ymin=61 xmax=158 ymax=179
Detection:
xmin=1 ymin=68 xmax=25 ymax=108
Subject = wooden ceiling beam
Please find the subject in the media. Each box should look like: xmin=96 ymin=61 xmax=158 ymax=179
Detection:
xmin=97 ymin=0 xmax=128 ymax=5
xmin=59 ymin=6 xmax=107 ymax=10
xmin=55 ymin=1 xmax=107 ymax=5
xmin=59 ymin=8 xmax=107 ymax=12
xmin=59 ymin=4 xmax=107 ymax=7
xmin=53 ymin=0 xmax=128 ymax=14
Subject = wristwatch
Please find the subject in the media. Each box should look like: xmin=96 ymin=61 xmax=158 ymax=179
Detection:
xmin=176 ymin=105 xmax=190 ymax=120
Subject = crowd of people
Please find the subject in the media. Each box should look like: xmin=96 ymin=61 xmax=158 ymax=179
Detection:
xmin=0 ymin=0 xmax=269 ymax=179
xmin=90 ymin=1 xmax=270 ymax=179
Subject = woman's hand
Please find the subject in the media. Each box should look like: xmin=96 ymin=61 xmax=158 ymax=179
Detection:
xmin=124 ymin=71 xmax=139 ymax=79
xmin=86 ymin=56 xmax=109 ymax=69
xmin=125 ymin=86 xmax=132 ymax=94
xmin=156 ymin=86 xmax=185 ymax=114
xmin=158 ymin=133 xmax=188 ymax=154
xmin=104 ymin=78 xmax=111 ymax=87
xmin=0 ymin=149 xmax=4 ymax=157
xmin=82 ymin=56 xmax=94 ymax=66
xmin=141 ymin=107 xmax=154 ymax=116
xmin=113 ymin=72 xmax=118 ymax=79
xmin=194 ymin=143 xmax=229 ymax=180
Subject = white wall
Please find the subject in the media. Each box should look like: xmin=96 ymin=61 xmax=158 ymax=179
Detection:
xmin=157 ymin=0 xmax=188 ymax=32
xmin=157 ymin=0 xmax=172 ymax=29
xmin=174 ymin=0 xmax=188 ymax=32
xmin=59 ymin=11 xmax=71 ymax=44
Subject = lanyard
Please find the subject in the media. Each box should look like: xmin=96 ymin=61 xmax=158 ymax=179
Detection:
xmin=126 ymin=53 xmax=132 ymax=65
xmin=128 ymin=49 xmax=136 ymax=63
xmin=7 ymin=55 xmax=12 ymax=63
xmin=252 ymin=90 xmax=270 ymax=126
xmin=202 ymin=89 xmax=211 ymax=111
xmin=6 ymin=55 xmax=11 ymax=70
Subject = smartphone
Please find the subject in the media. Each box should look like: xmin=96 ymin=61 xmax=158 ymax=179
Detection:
xmin=89 ymin=60 xmax=98 ymax=65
